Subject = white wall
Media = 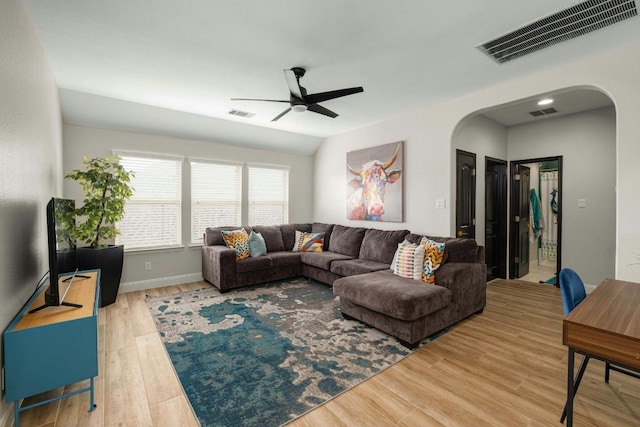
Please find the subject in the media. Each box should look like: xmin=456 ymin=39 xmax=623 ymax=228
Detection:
xmin=315 ymin=108 xmax=454 ymax=236
xmin=0 ymin=0 xmax=62 ymax=422
xmin=453 ymin=115 xmax=509 ymax=246
xmin=508 ymin=108 xmax=616 ymax=285
xmin=315 ymin=42 xmax=640 ymax=283
xmin=63 ymin=124 xmax=314 ymax=291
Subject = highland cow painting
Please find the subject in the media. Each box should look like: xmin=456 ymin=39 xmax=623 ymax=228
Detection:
xmin=346 ymin=141 xmax=403 ymax=222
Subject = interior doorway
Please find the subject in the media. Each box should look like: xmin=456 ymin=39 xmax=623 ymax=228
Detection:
xmin=509 ymin=156 xmax=562 ymax=284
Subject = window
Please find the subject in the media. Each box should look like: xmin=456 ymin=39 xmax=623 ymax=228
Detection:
xmin=116 ymin=153 xmax=182 ymax=250
xmin=190 ymin=160 xmax=242 ymax=244
xmin=248 ymin=165 xmax=289 ymax=225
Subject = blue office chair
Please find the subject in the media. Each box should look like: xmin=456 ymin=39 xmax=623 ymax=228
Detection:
xmin=559 ymin=268 xmax=586 ymax=316
xmin=559 ymin=268 xmax=640 ymax=423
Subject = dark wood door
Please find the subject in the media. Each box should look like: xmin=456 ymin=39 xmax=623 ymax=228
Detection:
xmin=456 ymin=150 xmax=476 ymax=239
xmin=485 ymin=158 xmax=507 ymax=279
xmin=510 ymin=164 xmax=530 ymax=278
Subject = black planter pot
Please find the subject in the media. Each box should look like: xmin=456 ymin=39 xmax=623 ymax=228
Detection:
xmin=77 ymin=245 xmax=124 ymax=307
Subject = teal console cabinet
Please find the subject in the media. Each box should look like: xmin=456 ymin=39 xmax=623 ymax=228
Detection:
xmin=3 ymin=270 xmax=100 ymax=427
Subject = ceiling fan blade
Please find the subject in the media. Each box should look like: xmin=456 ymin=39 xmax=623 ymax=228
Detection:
xmin=231 ymin=98 xmax=290 ymax=103
xmin=308 ymin=103 xmax=338 ymax=118
xmin=272 ymin=107 xmax=292 ymax=122
xmin=305 ymin=87 xmax=363 ymax=105
xmin=284 ymin=69 xmax=303 ymax=100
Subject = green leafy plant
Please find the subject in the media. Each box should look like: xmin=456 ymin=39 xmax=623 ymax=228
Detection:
xmin=65 ymin=156 xmax=134 ymax=248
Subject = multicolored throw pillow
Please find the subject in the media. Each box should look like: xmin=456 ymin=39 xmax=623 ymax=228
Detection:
xmin=300 ymin=232 xmax=325 ymax=252
xmin=420 ymin=237 xmax=446 ymax=283
xmin=393 ymin=243 xmax=425 ymax=281
xmin=221 ymin=228 xmax=251 ymax=260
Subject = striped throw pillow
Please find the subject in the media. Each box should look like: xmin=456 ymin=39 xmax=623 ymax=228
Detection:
xmin=393 ymin=243 xmax=425 ymax=281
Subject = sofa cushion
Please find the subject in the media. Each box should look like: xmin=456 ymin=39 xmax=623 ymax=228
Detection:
xmin=300 ymin=251 xmax=353 ymax=270
xmin=333 ymin=270 xmax=452 ymax=321
xmin=281 ymin=223 xmax=312 ymax=250
xmin=359 ymin=228 xmax=409 ymax=264
xmin=405 ymin=234 xmax=479 ymax=263
xmin=252 ymin=225 xmax=285 ymax=252
xmin=434 ymin=237 xmax=479 ymax=263
xmin=312 ymin=222 xmax=334 ymax=251
xmin=330 ymin=259 xmax=390 ymax=277
xmin=236 ymin=255 xmax=273 ymax=273
xmin=267 ymin=251 xmax=302 ymax=267
xmin=205 ymin=226 xmax=253 ymax=246
xmin=329 ymin=225 xmax=366 ymax=257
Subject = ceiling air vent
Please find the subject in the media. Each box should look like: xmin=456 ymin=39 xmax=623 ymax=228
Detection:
xmin=477 ymin=0 xmax=638 ymax=63
xmin=228 ymin=109 xmax=255 ymax=118
xmin=529 ymin=107 xmax=558 ymax=117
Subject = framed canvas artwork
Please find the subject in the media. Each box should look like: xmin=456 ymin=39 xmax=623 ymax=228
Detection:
xmin=346 ymin=141 xmax=403 ymax=222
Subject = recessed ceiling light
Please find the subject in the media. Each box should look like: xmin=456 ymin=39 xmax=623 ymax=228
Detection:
xmin=538 ymin=98 xmax=554 ymax=106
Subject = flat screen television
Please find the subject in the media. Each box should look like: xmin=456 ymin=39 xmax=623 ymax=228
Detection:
xmin=30 ymin=197 xmax=85 ymax=313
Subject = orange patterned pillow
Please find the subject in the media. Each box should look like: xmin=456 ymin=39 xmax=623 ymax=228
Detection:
xmin=420 ymin=237 xmax=446 ymax=283
xmin=221 ymin=228 xmax=251 ymax=260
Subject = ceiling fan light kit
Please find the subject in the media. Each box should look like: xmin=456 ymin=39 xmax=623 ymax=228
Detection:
xmin=231 ymin=67 xmax=364 ymax=122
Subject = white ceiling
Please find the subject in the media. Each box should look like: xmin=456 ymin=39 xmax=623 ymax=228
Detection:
xmin=22 ymin=0 xmax=638 ymax=155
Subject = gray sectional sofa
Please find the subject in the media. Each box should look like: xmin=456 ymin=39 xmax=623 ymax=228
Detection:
xmin=202 ymin=222 xmax=486 ymax=347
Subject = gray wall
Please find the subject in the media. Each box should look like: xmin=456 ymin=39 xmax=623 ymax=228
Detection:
xmin=63 ymin=124 xmax=314 ymax=291
xmin=0 ymin=0 xmax=63 ymax=420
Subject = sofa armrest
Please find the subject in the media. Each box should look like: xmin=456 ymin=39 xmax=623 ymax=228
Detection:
xmin=202 ymin=245 xmax=237 ymax=290
xmin=435 ymin=261 xmax=487 ymax=319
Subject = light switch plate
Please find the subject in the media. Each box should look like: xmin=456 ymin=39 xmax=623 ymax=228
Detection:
xmin=578 ymin=198 xmax=586 ymax=208
xmin=435 ymin=199 xmax=446 ymax=209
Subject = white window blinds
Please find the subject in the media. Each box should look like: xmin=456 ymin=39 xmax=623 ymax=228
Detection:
xmin=248 ymin=166 xmax=289 ymax=226
xmin=190 ymin=160 xmax=242 ymax=244
xmin=116 ymin=154 xmax=182 ymax=250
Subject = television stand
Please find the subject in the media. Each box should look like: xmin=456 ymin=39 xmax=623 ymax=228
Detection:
xmin=3 ymin=270 xmax=100 ymax=427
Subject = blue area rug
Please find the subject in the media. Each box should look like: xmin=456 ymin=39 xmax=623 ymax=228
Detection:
xmin=146 ymin=277 xmax=442 ymax=427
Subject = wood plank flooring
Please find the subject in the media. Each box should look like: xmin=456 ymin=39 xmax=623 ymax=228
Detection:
xmin=12 ymin=279 xmax=640 ymax=426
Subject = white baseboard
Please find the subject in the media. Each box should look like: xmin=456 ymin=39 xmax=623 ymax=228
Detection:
xmin=119 ymin=273 xmax=203 ymax=293
xmin=584 ymin=283 xmax=597 ymax=294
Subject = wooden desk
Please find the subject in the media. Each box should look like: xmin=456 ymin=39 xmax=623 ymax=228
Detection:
xmin=3 ymin=270 xmax=100 ymax=427
xmin=563 ymin=278 xmax=640 ymax=426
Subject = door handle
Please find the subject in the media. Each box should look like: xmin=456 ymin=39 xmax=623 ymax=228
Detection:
xmin=458 ymin=230 xmax=468 ymax=237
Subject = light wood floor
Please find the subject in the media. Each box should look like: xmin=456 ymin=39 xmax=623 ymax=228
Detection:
xmin=13 ymin=279 xmax=640 ymax=426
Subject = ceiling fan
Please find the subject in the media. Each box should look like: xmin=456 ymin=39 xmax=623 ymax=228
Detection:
xmin=231 ymin=67 xmax=364 ymax=122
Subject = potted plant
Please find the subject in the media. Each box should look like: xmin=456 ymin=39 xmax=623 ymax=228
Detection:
xmin=65 ymin=155 xmax=134 ymax=306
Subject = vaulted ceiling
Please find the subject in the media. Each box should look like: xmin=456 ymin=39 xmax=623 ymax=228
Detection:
xmin=22 ymin=1 xmax=638 ymax=155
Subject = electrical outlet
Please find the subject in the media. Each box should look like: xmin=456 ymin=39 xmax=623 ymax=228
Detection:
xmin=145 ymin=261 xmax=152 ymax=271
xmin=435 ymin=199 xmax=446 ymax=209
